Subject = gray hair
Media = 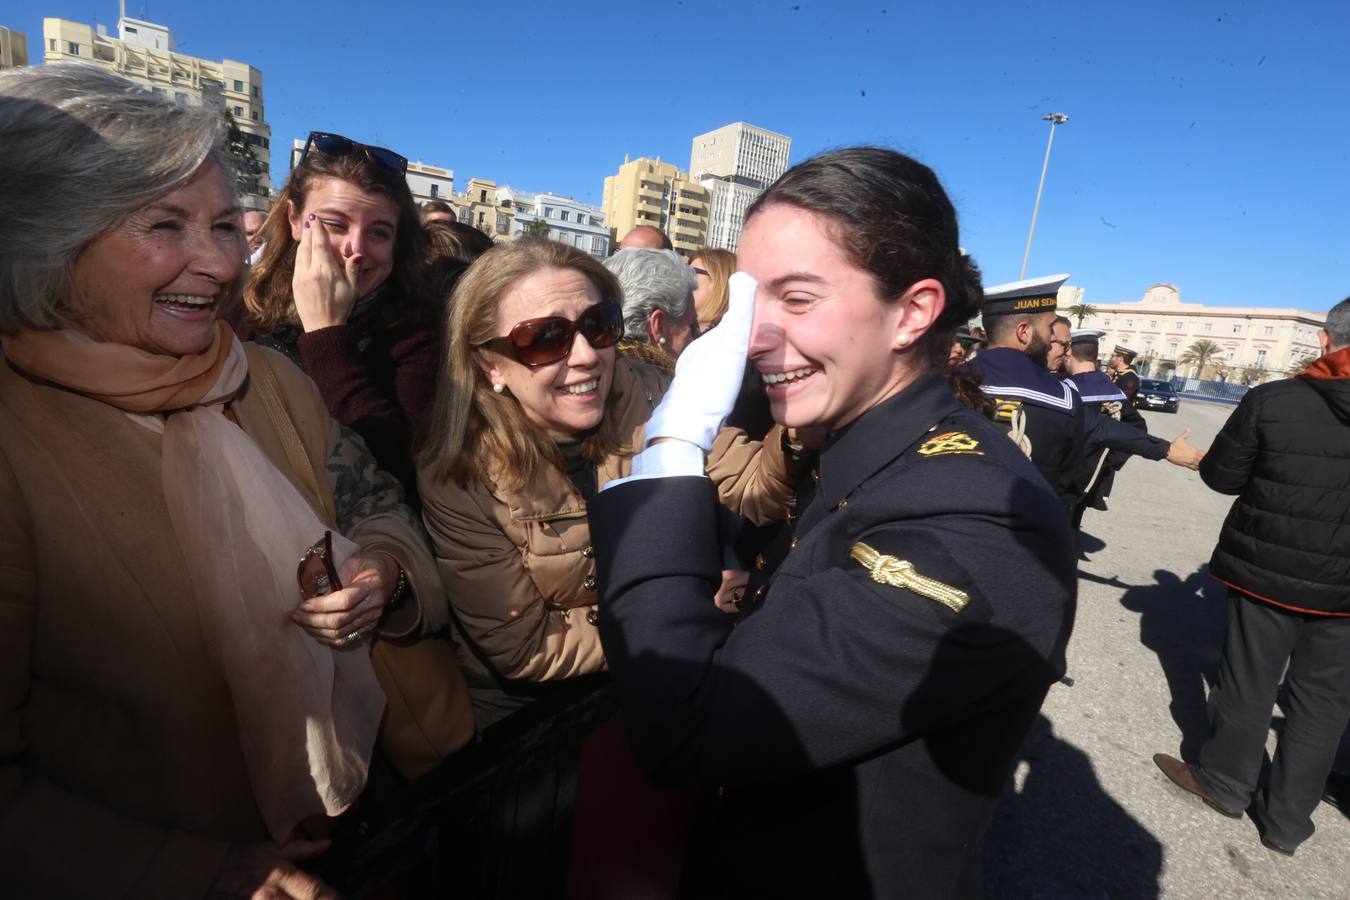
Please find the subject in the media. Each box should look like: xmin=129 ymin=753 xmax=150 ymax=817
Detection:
xmin=602 ymin=248 xmax=698 ymax=341
xmin=1325 ymin=297 xmax=1350 ymax=350
xmin=0 ymin=63 xmax=228 ymax=333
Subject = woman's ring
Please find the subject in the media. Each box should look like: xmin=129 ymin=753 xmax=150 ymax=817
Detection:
xmin=341 ymin=631 xmax=362 ymax=646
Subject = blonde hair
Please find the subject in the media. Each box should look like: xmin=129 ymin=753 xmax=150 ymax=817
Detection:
xmin=417 ymin=239 xmax=627 ymax=491
xmin=693 ymin=247 xmax=736 ymax=329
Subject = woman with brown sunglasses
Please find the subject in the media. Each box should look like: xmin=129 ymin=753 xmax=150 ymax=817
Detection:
xmin=244 ymin=131 xmax=438 ymax=502
xmin=416 ymin=238 xmax=795 ymax=728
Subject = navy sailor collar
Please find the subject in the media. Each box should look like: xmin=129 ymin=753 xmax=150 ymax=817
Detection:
xmin=1069 ymin=369 xmax=1128 ymax=403
xmin=969 ymin=347 xmax=1078 ymax=416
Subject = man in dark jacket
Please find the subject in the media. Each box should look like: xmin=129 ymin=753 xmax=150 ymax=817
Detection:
xmin=1154 ymin=296 xmax=1350 ymax=856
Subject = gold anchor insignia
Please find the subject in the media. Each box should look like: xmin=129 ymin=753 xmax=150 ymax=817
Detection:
xmin=848 ymin=542 xmax=970 ymax=613
xmin=917 ymin=431 xmax=983 ymax=457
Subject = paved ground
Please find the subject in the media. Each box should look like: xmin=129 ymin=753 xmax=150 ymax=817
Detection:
xmin=983 ymin=398 xmax=1350 ymax=898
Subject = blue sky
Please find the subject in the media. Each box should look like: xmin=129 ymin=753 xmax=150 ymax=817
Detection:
xmin=10 ymin=0 xmax=1349 ymax=309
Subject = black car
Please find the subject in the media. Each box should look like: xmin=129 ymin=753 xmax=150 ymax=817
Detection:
xmin=1138 ymin=378 xmax=1180 ymax=413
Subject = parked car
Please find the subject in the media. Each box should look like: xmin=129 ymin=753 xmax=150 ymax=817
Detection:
xmin=1138 ymin=378 xmax=1180 ymax=413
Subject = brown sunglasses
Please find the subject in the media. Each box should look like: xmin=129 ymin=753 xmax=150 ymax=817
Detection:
xmin=479 ymin=300 xmax=624 ymax=368
xmin=297 ymin=530 xmax=343 ymax=600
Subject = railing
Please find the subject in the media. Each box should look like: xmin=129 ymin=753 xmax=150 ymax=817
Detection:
xmin=1168 ymin=377 xmax=1251 ymax=403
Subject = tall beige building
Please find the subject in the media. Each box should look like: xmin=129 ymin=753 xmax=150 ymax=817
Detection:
xmin=601 ymin=156 xmax=709 ymax=256
xmin=0 ymin=26 xmax=28 ymax=69
xmin=43 ymin=15 xmax=272 ymax=210
xmin=1069 ymin=283 xmax=1326 ymax=384
xmin=690 ymin=122 xmax=791 ymax=251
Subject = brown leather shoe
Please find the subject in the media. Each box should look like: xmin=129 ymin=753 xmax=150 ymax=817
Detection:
xmin=1152 ymin=753 xmax=1243 ymax=819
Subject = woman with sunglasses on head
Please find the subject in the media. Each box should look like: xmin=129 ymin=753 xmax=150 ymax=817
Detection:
xmin=586 ymin=148 xmax=1077 ymax=898
xmin=416 ymin=239 xmax=795 ymax=727
xmin=246 ymin=132 xmax=436 ymax=501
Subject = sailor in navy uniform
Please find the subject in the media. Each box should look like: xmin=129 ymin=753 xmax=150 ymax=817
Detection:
xmin=1108 ymin=343 xmax=1145 ymax=413
xmin=968 ymin=275 xmax=1197 ymax=519
xmin=587 ymin=146 xmax=1079 ymax=899
xmin=1064 ymin=330 xmax=1130 ymax=527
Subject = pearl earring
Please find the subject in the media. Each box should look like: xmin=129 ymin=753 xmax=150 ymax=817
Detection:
xmin=897 ymin=334 xmax=911 ymax=347
xmin=492 ymin=383 xmax=504 ymax=394
xmin=658 ymin=336 xmax=667 ymax=345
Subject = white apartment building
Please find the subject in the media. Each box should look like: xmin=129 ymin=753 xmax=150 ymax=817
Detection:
xmin=43 ymin=14 xmax=272 ymax=210
xmin=406 ymin=161 xmax=454 ymax=206
xmin=1069 ymin=283 xmax=1327 ymax=383
xmin=500 ymin=187 xmax=609 ymax=258
xmin=689 ymin=122 xmax=791 ymax=252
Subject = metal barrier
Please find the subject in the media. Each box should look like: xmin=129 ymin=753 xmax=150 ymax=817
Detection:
xmin=1168 ymin=377 xmax=1251 ymax=404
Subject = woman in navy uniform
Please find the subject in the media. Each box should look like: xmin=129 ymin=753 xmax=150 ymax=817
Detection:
xmin=586 ymin=148 xmax=1077 ymax=898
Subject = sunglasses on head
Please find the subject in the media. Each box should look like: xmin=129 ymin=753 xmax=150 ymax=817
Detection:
xmin=480 ymin=301 xmax=624 ymax=368
xmin=301 ymin=131 xmax=408 ymax=177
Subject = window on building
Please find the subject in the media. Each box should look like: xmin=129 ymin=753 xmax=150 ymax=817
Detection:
xmin=1232 ymin=324 xmax=1242 ymax=334
xmin=1103 ymin=318 xmax=1111 ymax=326
xmin=233 ymin=106 xmax=243 ymax=117
xmin=1175 ymin=320 xmax=1183 ymax=329
xmin=68 ymin=42 xmax=80 ymax=55
xmin=1125 ymin=319 xmax=1133 ymax=327
xmin=543 ymin=206 xmax=554 ymax=218
xmin=477 ymin=211 xmax=485 ymax=227
xmin=250 ymin=110 xmax=258 ymax=121
xmin=592 ymin=236 xmax=606 ymax=254
xmin=233 ymin=79 xmax=244 ymax=92
xmin=1203 ymin=323 xmax=1213 ymax=332
xmin=48 ymin=38 xmax=56 ymax=51
xmin=429 ymin=184 xmax=439 ymax=198
xmin=252 ymin=86 xmax=259 ymax=98
xmin=1263 ymin=325 xmax=1273 ymax=335
xmin=1149 ymin=320 xmax=1157 ymax=329
xmin=1255 ymin=350 xmax=1267 ymax=366
xmin=1168 ymin=342 xmax=1178 ymax=357
xmin=479 ymin=190 xmax=487 ymax=202
xmin=560 ymin=210 xmax=570 ymax=221
xmin=496 ymin=214 xmax=509 ymax=234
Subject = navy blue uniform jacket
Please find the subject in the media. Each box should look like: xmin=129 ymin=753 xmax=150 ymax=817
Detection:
xmin=588 ymin=373 xmax=1077 ymax=898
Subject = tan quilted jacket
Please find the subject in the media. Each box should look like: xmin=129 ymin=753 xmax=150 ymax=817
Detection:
xmin=418 ymin=357 xmax=792 ymax=697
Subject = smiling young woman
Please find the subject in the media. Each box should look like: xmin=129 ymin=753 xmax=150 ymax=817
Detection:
xmin=244 ymin=133 xmax=436 ymax=501
xmin=585 ymin=146 xmax=1079 ymax=898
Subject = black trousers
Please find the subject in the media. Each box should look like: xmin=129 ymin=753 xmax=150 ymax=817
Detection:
xmin=1194 ymin=591 xmax=1350 ymax=847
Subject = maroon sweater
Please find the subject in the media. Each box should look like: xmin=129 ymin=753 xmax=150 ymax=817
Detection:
xmin=250 ymin=307 xmax=439 ymax=504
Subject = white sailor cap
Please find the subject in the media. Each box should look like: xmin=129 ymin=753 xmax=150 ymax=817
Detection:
xmin=981 ymin=273 xmax=1071 ymax=317
xmin=1070 ymin=329 xmax=1106 ymax=346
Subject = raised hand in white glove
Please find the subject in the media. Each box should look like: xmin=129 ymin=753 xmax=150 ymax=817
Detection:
xmin=643 ymin=271 xmax=757 ymax=452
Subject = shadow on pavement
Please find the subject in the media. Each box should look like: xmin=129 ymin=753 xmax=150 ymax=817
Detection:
xmin=1081 ymin=566 xmax=1227 ymax=759
xmin=985 ymin=714 xmax=1163 ymax=898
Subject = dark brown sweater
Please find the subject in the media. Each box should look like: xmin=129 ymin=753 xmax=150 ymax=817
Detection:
xmin=249 ymin=301 xmax=439 ymax=504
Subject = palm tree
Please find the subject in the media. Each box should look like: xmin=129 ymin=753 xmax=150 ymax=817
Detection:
xmin=1179 ymin=339 xmax=1223 ymax=379
xmin=1290 ymin=353 xmax=1320 ymax=374
xmin=521 ymin=218 xmax=551 ymax=239
xmin=1066 ymin=303 xmax=1098 ymax=327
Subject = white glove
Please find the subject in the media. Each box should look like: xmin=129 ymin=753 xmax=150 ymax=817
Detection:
xmin=643 ymin=271 xmax=756 ymax=452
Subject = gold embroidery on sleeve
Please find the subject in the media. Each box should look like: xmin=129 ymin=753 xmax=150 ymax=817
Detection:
xmin=849 ymin=541 xmax=970 ymax=613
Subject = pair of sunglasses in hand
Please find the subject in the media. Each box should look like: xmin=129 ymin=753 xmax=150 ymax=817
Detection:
xmin=297 ymin=530 xmax=342 ymax=600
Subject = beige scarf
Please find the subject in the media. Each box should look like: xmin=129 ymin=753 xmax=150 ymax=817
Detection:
xmin=1 ymin=321 xmax=385 ymax=845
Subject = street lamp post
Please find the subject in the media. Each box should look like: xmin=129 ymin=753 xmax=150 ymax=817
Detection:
xmin=1018 ymin=112 xmax=1068 ymax=280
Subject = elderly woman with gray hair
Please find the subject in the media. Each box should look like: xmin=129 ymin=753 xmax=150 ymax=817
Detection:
xmin=0 ymin=65 xmax=466 ymax=898
xmin=602 ymin=247 xmax=701 ymax=374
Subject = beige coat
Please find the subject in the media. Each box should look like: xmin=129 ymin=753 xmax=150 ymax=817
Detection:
xmin=0 ymin=345 xmax=454 ymax=899
xmin=419 ymin=357 xmax=793 ymax=717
